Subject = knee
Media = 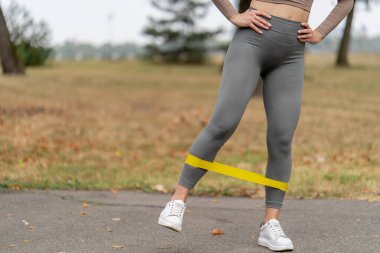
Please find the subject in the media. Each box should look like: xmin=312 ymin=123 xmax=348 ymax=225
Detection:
xmin=268 ymin=129 xmax=294 ymax=155
xmin=205 ymin=121 xmax=236 ymax=141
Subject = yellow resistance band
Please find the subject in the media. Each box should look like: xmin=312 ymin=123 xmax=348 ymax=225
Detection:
xmin=184 ymin=153 xmax=288 ymax=192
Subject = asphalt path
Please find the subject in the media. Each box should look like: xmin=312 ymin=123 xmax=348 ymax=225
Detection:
xmin=1 ymin=189 xmax=379 ymax=253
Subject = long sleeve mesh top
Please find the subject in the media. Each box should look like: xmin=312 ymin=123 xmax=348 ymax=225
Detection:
xmin=212 ymin=0 xmax=355 ymax=39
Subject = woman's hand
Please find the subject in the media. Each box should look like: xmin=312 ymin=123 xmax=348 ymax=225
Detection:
xmin=229 ymin=9 xmax=272 ymax=34
xmin=297 ymin=23 xmax=323 ymax=44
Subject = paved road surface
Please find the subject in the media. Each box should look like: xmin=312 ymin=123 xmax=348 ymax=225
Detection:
xmin=1 ymin=190 xmax=379 ymax=253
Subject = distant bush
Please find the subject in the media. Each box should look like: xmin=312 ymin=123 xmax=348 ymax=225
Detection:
xmin=15 ymin=41 xmax=52 ymax=66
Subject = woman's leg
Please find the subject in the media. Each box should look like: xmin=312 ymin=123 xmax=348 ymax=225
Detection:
xmin=261 ymin=56 xmax=304 ymax=218
xmin=175 ymin=28 xmax=264 ymax=195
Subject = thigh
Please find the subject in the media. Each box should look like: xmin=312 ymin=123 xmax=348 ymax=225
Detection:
xmin=261 ymin=59 xmax=305 ymax=133
xmin=208 ymin=28 xmax=263 ymax=129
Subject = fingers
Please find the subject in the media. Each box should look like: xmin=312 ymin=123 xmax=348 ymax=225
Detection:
xmin=298 ymin=28 xmax=312 ymax=34
xmin=297 ymin=29 xmax=313 ymax=38
xmin=248 ymin=10 xmax=271 ymax=28
xmin=298 ymin=22 xmax=313 ymax=42
xmin=299 ymin=38 xmax=312 ymax=43
xmin=300 ymin=22 xmax=310 ymax=28
xmin=251 ymin=17 xmax=270 ymax=30
xmin=299 ymin=33 xmax=315 ymax=43
xmin=298 ymin=22 xmax=312 ymax=34
xmin=249 ymin=22 xmax=263 ymax=34
xmin=245 ymin=10 xmax=271 ymax=32
xmin=298 ymin=33 xmax=312 ymax=39
xmin=254 ymin=10 xmax=272 ymax=19
xmin=298 ymin=34 xmax=312 ymax=42
xmin=297 ymin=22 xmax=314 ymax=42
xmin=254 ymin=16 xmax=272 ymax=28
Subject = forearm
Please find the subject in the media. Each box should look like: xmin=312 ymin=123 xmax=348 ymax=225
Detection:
xmin=212 ymin=0 xmax=239 ymax=20
xmin=314 ymin=0 xmax=355 ymax=39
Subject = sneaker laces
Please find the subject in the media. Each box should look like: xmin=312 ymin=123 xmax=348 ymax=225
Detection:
xmin=270 ymin=221 xmax=287 ymax=239
xmin=168 ymin=201 xmax=185 ymax=219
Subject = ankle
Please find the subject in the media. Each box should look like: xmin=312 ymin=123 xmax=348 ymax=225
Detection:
xmin=263 ymin=217 xmax=279 ymax=224
xmin=170 ymin=195 xmax=187 ymax=203
xmin=170 ymin=184 xmax=190 ymax=203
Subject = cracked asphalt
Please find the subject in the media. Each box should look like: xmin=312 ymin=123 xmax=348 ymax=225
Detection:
xmin=1 ymin=189 xmax=379 ymax=253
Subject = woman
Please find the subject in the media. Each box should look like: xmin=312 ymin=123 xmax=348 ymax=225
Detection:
xmin=158 ymin=0 xmax=354 ymax=251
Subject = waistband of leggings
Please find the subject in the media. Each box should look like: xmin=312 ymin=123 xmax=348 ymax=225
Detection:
xmin=248 ymin=7 xmax=303 ymax=34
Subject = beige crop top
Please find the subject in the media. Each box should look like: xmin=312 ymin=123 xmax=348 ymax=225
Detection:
xmin=212 ymin=0 xmax=355 ymax=39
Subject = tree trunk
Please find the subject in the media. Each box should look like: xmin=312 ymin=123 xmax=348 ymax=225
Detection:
xmin=0 ymin=6 xmax=24 ymax=75
xmin=336 ymin=4 xmax=355 ymax=67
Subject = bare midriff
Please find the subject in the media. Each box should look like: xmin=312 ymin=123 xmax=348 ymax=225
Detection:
xmin=250 ymin=0 xmax=309 ymax=22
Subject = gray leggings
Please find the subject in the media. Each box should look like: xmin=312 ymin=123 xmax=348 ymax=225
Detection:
xmin=177 ymin=10 xmax=305 ymax=209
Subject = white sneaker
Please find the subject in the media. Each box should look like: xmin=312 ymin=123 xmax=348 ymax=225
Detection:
xmin=258 ymin=218 xmax=294 ymax=251
xmin=158 ymin=199 xmax=186 ymax=232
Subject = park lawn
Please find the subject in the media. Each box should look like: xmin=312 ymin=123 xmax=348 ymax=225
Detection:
xmin=0 ymin=54 xmax=379 ymax=202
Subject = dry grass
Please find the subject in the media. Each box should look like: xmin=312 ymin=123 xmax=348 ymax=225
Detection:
xmin=0 ymin=54 xmax=379 ymax=201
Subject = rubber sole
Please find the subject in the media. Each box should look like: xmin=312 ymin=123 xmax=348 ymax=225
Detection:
xmin=158 ymin=217 xmax=182 ymax=232
xmin=258 ymin=237 xmax=294 ymax=251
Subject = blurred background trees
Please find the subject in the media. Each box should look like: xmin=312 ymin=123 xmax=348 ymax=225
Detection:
xmin=2 ymin=0 xmax=379 ymax=70
xmin=4 ymin=2 xmax=52 ymax=67
xmin=0 ymin=1 xmax=52 ymax=75
xmin=142 ymin=0 xmax=223 ymax=64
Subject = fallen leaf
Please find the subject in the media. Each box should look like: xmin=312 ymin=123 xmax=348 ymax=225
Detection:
xmin=315 ymin=154 xmax=326 ymax=163
xmin=8 ymin=244 xmax=16 ymax=248
xmin=211 ymin=229 xmax=224 ymax=235
xmin=82 ymin=202 xmax=89 ymax=208
xmin=210 ymin=199 xmax=220 ymax=203
xmin=80 ymin=211 xmax=88 ymax=216
xmin=22 ymin=220 xmax=30 ymax=226
xmin=11 ymin=185 xmax=20 ymax=191
xmin=153 ymin=184 xmax=168 ymax=193
xmin=111 ymin=189 xmax=118 ymax=194
xmin=114 ymin=150 xmax=122 ymax=157
xmin=112 ymin=244 xmax=124 ymax=249
xmin=112 ymin=218 xmax=120 ymax=221
xmin=106 ymin=227 xmax=113 ymax=232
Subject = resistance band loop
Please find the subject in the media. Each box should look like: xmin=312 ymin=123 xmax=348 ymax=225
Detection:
xmin=184 ymin=153 xmax=288 ymax=192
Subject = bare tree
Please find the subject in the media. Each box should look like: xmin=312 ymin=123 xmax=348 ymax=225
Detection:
xmin=336 ymin=6 xmax=355 ymax=66
xmin=0 ymin=5 xmax=24 ymax=75
xmin=336 ymin=0 xmax=379 ymax=66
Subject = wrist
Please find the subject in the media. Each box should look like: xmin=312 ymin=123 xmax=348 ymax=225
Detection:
xmin=314 ymin=29 xmax=324 ymax=41
xmin=228 ymin=12 xmax=239 ymax=22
